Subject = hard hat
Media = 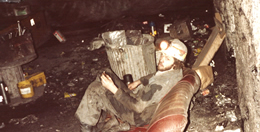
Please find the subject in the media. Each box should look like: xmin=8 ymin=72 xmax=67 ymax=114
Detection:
xmin=159 ymin=39 xmax=187 ymax=61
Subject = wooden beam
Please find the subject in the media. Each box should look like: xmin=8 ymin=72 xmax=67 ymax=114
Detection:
xmin=192 ymin=15 xmax=226 ymax=68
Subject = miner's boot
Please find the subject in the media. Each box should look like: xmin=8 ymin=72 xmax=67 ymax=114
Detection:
xmin=101 ymin=115 xmax=119 ymax=132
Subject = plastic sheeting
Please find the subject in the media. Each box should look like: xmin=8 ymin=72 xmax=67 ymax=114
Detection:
xmin=44 ymin=0 xmax=184 ymax=26
xmin=102 ymin=30 xmax=149 ymax=48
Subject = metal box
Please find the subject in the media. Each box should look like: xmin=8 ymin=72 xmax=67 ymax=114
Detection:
xmin=104 ymin=32 xmax=156 ymax=93
xmin=169 ymin=17 xmax=192 ymax=40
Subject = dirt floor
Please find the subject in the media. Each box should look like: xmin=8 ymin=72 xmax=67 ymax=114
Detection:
xmin=0 ymin=4 xmax=243 ymax=132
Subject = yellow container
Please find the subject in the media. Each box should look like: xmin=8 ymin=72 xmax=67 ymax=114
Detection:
xmin=25 ymin=72 xmax=46 ymax=88
xmin=17 ymin=80 xmax=34 ymax=98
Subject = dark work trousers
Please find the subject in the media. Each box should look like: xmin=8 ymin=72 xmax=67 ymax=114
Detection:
xmin=75 ymin=68 xmax=135 ymax=128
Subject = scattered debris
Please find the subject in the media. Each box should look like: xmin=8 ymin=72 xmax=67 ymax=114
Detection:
xmin=88 ymin=37 xmax=105 ymax=51
xmin=0 ymin=122 xmax=5 ymax=129
xmin=215 ymin=125 xmax=224 ymax=131
xmin=67 ymin=82 xmax=75 ymax=87
xmin=64 ymin=92 xmax=77 ymax=98
xmin=53 ymin=30 xmax=66 ymax=43
xmin=9 ymin=114 xmax=38 ymax=126
xmin=226 ymin=110 xmax=237 ymax=122
xmin=201 ymin=89 xmax=210 ymax=96
xmin=92 ymin=58 xmax=99 ymax=62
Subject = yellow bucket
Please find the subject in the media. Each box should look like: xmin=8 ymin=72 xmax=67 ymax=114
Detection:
xmin=17 ymin=80 xmax=34 ymax=98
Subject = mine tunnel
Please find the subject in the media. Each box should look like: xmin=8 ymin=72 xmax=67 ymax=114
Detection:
xmin=0 ymin=0 xmax=259 ymax=131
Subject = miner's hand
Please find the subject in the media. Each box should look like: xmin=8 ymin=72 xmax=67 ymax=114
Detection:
xmin=101 ymin=72 xmax=118 ymax=94
xmin=128 ymin=80 xmax=141 ymax=90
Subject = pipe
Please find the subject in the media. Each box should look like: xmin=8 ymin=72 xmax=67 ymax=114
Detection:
xmin=147 ymin=68 xmax=201 ymax=132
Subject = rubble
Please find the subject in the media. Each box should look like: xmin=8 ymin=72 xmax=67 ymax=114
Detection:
xmin=9 ymin=114 xmax=38 ymax=126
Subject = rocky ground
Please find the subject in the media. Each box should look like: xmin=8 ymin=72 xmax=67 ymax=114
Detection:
xmin=187 ymin=53 xmax=243 ymax=132
xmin=0 ymin=5 xmax=243 ymax=132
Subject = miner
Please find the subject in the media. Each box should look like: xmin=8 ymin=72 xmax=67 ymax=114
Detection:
xmin=75 ymin=39 xmax=188 ymax=132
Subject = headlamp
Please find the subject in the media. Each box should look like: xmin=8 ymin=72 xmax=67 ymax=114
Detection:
xmin=159 ymin=40 xmax=169 ymax=50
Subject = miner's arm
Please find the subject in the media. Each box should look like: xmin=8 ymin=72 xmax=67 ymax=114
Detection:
xmin=128 ymin=73 xmax=155 ymax=90
xmin=101 ymin=72 xmax=155 ymax=113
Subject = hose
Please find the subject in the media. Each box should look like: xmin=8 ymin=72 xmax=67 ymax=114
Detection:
xmin=147 ymin=68 xmax=201 ymax=132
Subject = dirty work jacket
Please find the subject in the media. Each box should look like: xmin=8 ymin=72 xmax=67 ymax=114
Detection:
xmin=111 ymin=68 xmax=183 ymax=126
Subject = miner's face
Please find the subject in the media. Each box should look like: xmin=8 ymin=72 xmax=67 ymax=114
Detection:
xmin=158 ymin=53 xmax=175 ymax=71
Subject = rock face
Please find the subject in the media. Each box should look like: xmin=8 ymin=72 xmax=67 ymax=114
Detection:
xmin=214 ymin=0 xmax=260 ymax=131
xmin=44 ymin=0 xmax=182 ymax=26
